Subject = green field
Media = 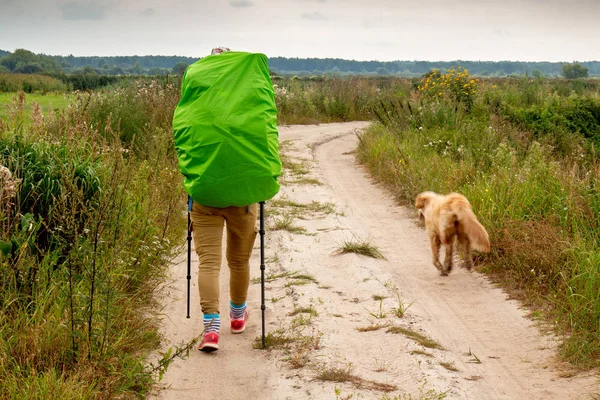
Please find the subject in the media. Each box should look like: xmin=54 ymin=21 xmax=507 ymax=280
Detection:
xmin=0 ymin=92 xmax=72 ymax=122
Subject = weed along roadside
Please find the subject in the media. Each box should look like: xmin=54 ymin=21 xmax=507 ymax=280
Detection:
xmin=1 ymin=82 xmax=185 ymax=398
xmin=358 ymin=71 xmax=600 ymax=371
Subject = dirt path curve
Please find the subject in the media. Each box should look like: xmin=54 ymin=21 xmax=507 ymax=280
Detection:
xmin=153 ymin=122 xmax=598 ymax=400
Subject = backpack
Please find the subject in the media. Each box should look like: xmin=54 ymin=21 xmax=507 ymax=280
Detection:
xmin=173 ymin=52 xmax=281 ymax=207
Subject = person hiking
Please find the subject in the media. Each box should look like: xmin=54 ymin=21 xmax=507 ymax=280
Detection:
xmin=172 ymin=47 xmax=282 ymax=352
xmin=190 ymin=202 xmax=257 ymax=351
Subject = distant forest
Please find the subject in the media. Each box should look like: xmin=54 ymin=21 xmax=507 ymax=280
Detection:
xmin=1 ymin=48 xmax=599 ymax=77
xmin=269 ymin=58 xmax=600 ymax=77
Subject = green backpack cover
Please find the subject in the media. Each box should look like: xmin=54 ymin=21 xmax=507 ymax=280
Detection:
xmin=173 ymin=51 xmax=281 ymax=208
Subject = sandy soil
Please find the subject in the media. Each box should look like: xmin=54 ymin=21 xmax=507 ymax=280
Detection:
xmin=152 ymin=122 xmax=599 ymax=400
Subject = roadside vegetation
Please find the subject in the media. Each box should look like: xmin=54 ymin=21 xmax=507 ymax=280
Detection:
xmin=2 ymin=66 xmax=600 ymax=398
xmin=0 ymin=80 xmax=185 ymax=398
xmin=356 ymin=70 xmax=600 ymax=369
xmin=274 ymin=76 xmax=411 ymax=124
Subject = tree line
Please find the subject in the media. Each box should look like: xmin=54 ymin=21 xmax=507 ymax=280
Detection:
xmin=0 ymin=48 xmax=597 ymax=78
xmin=268 ymin=58 xmax=597 ymax=77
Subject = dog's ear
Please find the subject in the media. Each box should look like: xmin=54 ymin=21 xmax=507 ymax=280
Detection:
xmin=415 ymin=193 xmax=428 ymax=221
xmin=415 ymin=192 xmax=429 ymax=209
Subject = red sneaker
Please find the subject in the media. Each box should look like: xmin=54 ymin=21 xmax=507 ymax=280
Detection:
xmin=230 ymin=310 xmax=249 ymax=334
xmin=199 ymin=332 xmax=219 ymax=352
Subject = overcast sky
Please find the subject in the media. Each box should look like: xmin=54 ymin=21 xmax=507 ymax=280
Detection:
xmin=1 ymin=0 xmax=599 ymax=62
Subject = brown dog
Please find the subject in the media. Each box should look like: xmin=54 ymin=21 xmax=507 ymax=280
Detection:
xmin=415 ymin=191 xmax=490 ymax=276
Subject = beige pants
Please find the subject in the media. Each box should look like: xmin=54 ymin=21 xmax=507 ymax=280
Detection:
xmin=190 ymin=202 xmax=258 ymax=315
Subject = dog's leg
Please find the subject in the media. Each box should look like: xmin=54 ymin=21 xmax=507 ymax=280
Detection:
xmin=458 ymin=234 xmax=473 ymax=271
xmin=429 ymin=234 xmax=444 ymax=274
xmin=442 ymin=239 xmax=454 ymax=275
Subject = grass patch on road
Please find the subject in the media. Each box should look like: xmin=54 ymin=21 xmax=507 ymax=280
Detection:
xmin=334 ymin=238 xmax=386 ymax=259
xmin=315 ymin=362 xmax=398 ymax=393
xmin=386 ymin=326 xmax=444 ymax=350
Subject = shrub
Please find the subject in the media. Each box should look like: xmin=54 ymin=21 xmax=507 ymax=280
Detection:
xmin=503 ymin=95 xmax=600 ymax=151
xmin=418 ymin=66 xmax=480 ymax=111
xmin=0 ymin=73 xmax=67 ymax=93
xmin=57 ymin=73 xmax=119 ymax=91
xmin=0 ymin=133 xmax=101 ymax=279
xmin=562 ymin=63 xmax=589 ymax=79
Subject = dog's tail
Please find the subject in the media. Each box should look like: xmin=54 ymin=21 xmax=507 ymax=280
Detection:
xmin=456 ymin=208 xmax=490 ymax=253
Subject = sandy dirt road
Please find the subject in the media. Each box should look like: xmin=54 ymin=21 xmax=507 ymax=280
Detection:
xmin=152 ymin=122 xmax=598 ymax=400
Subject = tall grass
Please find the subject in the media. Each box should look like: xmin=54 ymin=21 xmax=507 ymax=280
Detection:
xmin=0 ymin=84 xmax=185 ymax=397
xmin=358 ymin=75 xmax=600 ymax=369
xmin=274 ymin=76 xmax=414 ymax=125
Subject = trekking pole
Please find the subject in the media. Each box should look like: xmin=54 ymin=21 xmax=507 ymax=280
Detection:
xmin=186 ymin=196 xmax=193 ymax=319
xmin=259 ymin=201 xmax=266 ymax=348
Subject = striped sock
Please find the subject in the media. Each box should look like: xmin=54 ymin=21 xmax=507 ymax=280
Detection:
xmin=230 ymin=301 xmax=246 ymax=320
xmin=203 ymin=313 xmax=220 ymax=334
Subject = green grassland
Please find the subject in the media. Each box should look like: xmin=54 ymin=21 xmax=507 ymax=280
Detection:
xmin=0 ymin=92 xmax=72 ymax=122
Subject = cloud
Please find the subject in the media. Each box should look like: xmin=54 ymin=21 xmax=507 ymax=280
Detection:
xmin=61 ymin=1 xmax=108 ymax=20
xmin=0 ymin=0 xmax=25 ymax=17
xmin=363 ymin=40 xmax=394 ymax=48
xmin=139 ymin=8 xmax=155 ymax=17
xmin=493 ymin=28 xmax=511 ymax=37
xmin=229 ymin=0 xmax=253 ymax=7
xmin=301 ymin=11 xmax=328 ymax=20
